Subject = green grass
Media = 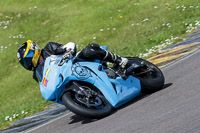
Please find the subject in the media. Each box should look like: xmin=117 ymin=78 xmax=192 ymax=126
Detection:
xmin=0 ymin=0 xmax=200 ymax=129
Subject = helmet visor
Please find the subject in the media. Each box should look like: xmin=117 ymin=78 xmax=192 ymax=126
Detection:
xmin=20 ymin=57 xmax=33 ymax=70
xmin=21 ymin=50 xmax=35 ymax=70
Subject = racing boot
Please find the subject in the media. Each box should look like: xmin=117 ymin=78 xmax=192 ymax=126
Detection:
xmin=104 ymin=51 xmax=142 ymax=73
xmin=117 ymin=57 xmax=143 ymax=75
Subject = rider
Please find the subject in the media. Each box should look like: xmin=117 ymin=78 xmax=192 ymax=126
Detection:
xmin=17 ymin=40 xmax=141 ymax=82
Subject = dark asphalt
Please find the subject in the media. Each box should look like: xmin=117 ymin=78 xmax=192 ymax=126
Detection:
xmin=27 ymin=50 xmax=200 ymax=133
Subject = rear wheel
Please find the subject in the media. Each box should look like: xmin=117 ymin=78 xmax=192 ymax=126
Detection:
xmin=62 ymin=84 xmax=112 ymax=119
xmin=127 ymin=57 xmax=165 ymax=93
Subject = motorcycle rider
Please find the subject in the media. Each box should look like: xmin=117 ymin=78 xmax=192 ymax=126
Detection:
xmin=17 ymin=40 xmax=141 ymax=82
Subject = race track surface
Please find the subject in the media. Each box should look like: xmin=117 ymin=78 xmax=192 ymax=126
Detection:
xmin=27 ymin=50 xmax=200 ymax=133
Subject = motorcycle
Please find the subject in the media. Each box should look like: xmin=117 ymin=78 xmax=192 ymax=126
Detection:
xmin=36 ymin=46 xmax=164 ymax=118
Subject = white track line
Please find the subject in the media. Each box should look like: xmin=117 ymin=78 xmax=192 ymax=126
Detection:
xmin=24 ymin=112 xmax=73 ymax=133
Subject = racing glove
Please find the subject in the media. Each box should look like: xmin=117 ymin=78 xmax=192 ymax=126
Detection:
xmin=62 ymin=42 xmax=77 ymax=56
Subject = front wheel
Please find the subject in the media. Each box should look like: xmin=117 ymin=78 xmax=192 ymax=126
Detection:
xmin=127 ymin=57 xmax=165 ymax=94
xmin=62 ymin=84 xmax=112 ymax=119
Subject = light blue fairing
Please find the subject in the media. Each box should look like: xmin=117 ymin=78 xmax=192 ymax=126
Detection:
xmin=39 ymin=55 xmax=141 ymax=108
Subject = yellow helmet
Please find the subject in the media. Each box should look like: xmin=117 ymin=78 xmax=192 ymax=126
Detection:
xmin=17 ymin=40 xmax=41 ymax=71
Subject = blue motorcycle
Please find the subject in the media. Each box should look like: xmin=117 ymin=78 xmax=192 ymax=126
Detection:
xmin=36 ymin=46 xmax=164 ymax=118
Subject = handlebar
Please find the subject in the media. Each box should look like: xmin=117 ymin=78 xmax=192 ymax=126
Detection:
xmin=58 ymin=50 xmax=73 ymax=66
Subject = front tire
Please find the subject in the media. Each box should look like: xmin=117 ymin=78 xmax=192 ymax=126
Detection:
xmin=62 ymin=84 xmax=112 ymax=119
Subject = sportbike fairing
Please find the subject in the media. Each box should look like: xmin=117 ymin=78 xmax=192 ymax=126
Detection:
xmin=39 ymin=55 xmax=141 ymax=108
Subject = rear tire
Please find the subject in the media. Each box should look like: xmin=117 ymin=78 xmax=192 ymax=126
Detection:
xmin=127 ymin=57 xmax=165 ymax=94
xmin=62 ymin=84 xmax=112 ymax=119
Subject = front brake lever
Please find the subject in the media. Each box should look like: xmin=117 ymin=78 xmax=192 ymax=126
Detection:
xmin=58 ymin=59 xmax=65 ymax=66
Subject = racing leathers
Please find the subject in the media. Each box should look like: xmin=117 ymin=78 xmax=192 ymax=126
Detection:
xmin=33 ymin=42 xmax=130 ymax=82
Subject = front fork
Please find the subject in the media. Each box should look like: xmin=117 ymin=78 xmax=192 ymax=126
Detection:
xmin=72 ymin=82 xmax=92 ymax=97
xmin=62 ymin=81 xmax=98 ymax=99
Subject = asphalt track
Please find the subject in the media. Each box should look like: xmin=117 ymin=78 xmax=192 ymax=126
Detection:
xmin=26 ymin=50 xmax=200 ymax=133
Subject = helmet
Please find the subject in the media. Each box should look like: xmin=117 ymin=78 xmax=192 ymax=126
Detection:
xmin=17 ymin=40 xmax=41 ymax=71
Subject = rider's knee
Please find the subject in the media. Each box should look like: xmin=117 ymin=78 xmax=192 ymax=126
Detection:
xmin=89 ymin=43 xmax=100 ymax=49
xmin=82 ymin=44 xmax=100 ymax=57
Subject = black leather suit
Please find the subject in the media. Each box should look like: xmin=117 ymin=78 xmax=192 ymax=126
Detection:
xmin=33 ymin=42 xmax=122 ymax=82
